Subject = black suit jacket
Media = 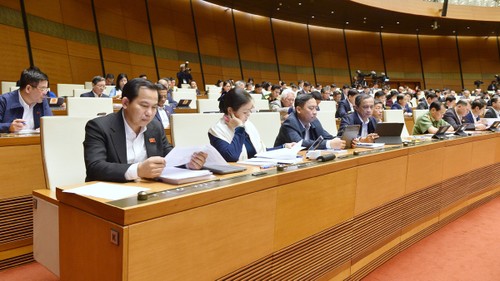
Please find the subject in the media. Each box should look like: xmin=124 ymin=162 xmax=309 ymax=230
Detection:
xmin=484 ymin=108 xmax=499 ymax=118
xmin=336 ymin=99 xmax=352 ymax=118
xmin=442 ymin=108 xmax=463 ymax=130
xmin=337 ymin=112 xmax=377 ymax=137
xmin=83 ymin=110 xmax=173 ymax=182
xmin=274 ymin=112 xmax=334 ymax=149
xmin=416 ymin=101 xmax=429 ymax=110
xmin=80 ymin=91 xmax=109 ymax=98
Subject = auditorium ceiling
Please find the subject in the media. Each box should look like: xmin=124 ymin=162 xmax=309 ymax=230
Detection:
xmin=204 ymin=0 xmax=500 ymax=36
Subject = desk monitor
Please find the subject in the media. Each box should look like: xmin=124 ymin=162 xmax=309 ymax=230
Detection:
xmin=374 ymin=122 xmax=404 ymax=144
xmin=432 ymin=125 xmax=451 ymax=139
xmin=177 ymin=99 xmax=192 ymax=108
xmin=341 ymin=125 xmax=360 ymax=149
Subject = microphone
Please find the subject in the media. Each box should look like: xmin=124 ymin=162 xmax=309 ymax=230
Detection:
xmin=316 ymin=153 xmax=336 ymax=162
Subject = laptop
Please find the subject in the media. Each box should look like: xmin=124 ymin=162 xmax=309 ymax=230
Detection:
xmin=374 ymin=122 xmax=404 ymax=144
xmin=488 ymin=121 xmax=500 ymax=132
xmin=46 ymin=97 xmax=64 ymax=107
xmin=177 ymin=99 xmax=192 ymax=108
xmin=341 ymin=125 xmax=360 ymax=149
xmin=454 ymin=123 xmax=470 ymax=136
xmin=202 ymin=164 xmax=247 ymax=175
xmin=432 ymin=125 xmax=451 ymax=139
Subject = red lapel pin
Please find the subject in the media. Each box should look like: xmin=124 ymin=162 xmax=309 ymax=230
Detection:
xmin=149 ymin=138 xmax=156 ymax=143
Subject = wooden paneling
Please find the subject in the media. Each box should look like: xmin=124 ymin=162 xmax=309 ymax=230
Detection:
xmin=458 ymin=36 xmax=500 ymax=89
xmin=382 ymin=33 xmax=422 ymax=82
xmin=0 ymin=25 xmax=29 ymax=82
xmin=234 ymin=10 xmax=279 ymax=84
xmin=273 ymin=19 xmax=314 ymax=84
xmin=127 ymin=189 xmax=276 ymax=280
xmin=420 ymin=35 xmax=461 ymax=90
xmin=406 ymin=146 xmax=445 ymax=194
xmin=274 ymin=168 xmax=357 ymax=251
xmin=345 ymin=30 xmax=384 ymax=81
xmin=309 ymin=25 xmax=350 ymax=86
xmin=442 ymin=142 xmax=473 ymax=179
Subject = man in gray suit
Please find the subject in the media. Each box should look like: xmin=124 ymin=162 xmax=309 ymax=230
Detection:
xmin=80 ymin=76 xmax=109 ymax=98
xmin=83 ymin=78 xmax=206 ymax=182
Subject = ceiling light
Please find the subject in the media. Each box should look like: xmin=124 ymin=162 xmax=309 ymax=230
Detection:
xmin=452 ymin=30 xmax=456 ymax=33
xmin=279 ymin=2 xmax=282 ymax=6
xmin=276 ymin=7 xmax=280 ymax=10
xmin=346 ymin=21 xmax=349 ymax=25
xmin=396 ymin=21 xmax=400 ymax=25
xmin=467 ymin=26 xmax=470 ymax=29
xmin=311 ymin=15 xmax=315 ymax=19
xmin=298 ymin=2 xmax=302 ymax=5
xmin=331 ymin=11 xmax=334 ymax=14
xmin=380 ymin=25 xmax=384 ymax=29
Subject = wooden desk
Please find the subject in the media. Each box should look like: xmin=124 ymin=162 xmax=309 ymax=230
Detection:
xmin=0 ymin=134 xmax=46 ymax=268
xmin=57 ymin=133 xmax=500 ymax=280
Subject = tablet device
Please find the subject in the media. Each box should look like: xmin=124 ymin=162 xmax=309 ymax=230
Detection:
xmin=488 ymin=121 xmax=500 ymax=132
xmin=46 ymin=97 xmax=64 ymax=107
xmin=374 ymin=122 xmax=404 ymax=144
xmin=341 ymin=125 xmax=360 ymax=148
xmin=177 ymin=99 xmax=192 ymax=108
xmin=432 ymin=125 xmax=451 ymax=139
xmin=307 ymin=135 xmax=324 ymax=152
xmin=202 ymin=164 xmax=247 ymax=175
xmin=454 ymin=123 xmax=469 ymax=136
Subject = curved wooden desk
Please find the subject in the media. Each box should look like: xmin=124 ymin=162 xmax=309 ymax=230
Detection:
xmin=57 ymin=133 xmax=500 ymax=280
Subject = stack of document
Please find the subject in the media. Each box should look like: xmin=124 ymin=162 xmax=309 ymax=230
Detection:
xmin=238 ymin=140 xmax=305 ymax=166
xmin=355 ymin=142 xmax=385 ymax=149
xmin=158 ymin=167 xmax=214 ymax=185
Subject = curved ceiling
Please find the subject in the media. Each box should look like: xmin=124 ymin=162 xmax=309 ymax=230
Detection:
xmin=203 ymin=0 xmax=500 ymax=36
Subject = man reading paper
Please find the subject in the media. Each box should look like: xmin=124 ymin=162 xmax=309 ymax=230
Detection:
xmin=83 ymin=78 xmax=207 ymax=182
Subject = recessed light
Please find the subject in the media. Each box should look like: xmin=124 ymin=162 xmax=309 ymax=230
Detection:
xmin=380 ymin=25 xmax=384 ymax=29
xmin=311 ymin=15 xmax=315 ymax=19
xmin=467 ymin=26 xmax=470 ymax=29
xmin=363 ymin=17 xmax=367 ymax=20
xmin=298 ymin=2 xmax=302 ymax=5
xmin=396 ymin=21 xmax=400 ymax=25
xmin=277 ymin=7 xmax=280 ymax=10
xmin=452 ymin=30 xmax=456 ymax=33
xmin=363 ymin=21 xmax=366 ymax=24
xmin=416 ymin=28 xmax=419 ymax=32
xmin=279 ymin=2 xmax=282 ymax=6
xmin=346 ymin=21 xmax=349 ymax=25
xmin=331 ymin=11 xmax=334 ymax=14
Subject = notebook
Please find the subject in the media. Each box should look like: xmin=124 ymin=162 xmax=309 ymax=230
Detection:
xmin=341 ymin=125 xmax=360 ymax=149
xmin=374 ymin=122 xmax=404 ymax=144
xmin=202 ymin=164 xmax=247 ymax=175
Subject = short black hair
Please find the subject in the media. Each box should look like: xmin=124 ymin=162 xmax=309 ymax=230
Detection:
xmin=347 ymin=89 xmax=359 ymax=97
xmin=122 ymin=78 xmax=157 ymax=103
xmin=445 ymin=95 xmax=456 ymax=103
xmin=295 ymin=93 xmax=314 ymax=108
xmin=271 ymin=84 xmax=281 ymax=91
xmin=311 ymin=91 xmax=322 ymax=100
xmin=223 ymin=88 xmax=252 ymax=114
xmin=426 ymin=92 xmax=438 ymax=100
xmin=471 ymin=99 xmax=485 ymax=109
xmin=456 ymin=99 xmax=468 ymax=107
xmin=374 ymin=90 xmax=385 ymax=99
xmin=19 ymin=66 xmax=48 ymax=90
xmin=355 ymin=94 xmax=373 ymax=107
xmin=105 ymin=73 xmax=114 ymax=79
xmin=396 ymin=94 xmax=405 ymax=102
xmin=429 ymin=101 xmax=443 ymax=111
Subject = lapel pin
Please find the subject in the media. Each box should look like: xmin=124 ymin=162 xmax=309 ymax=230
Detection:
xmin=149 ymin=138 xmax=156 ymax=143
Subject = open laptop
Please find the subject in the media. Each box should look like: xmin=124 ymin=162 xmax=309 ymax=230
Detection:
xmin=341 ymin=125 xmax=360 ymax=148
xmin=488 ymin=121 xmax=500 ymax=132
xmin=432 ymin=125 xmax=451 ymax=140
xmin=177 ymin=99 xmax=192 ymax=108
xmin=46 ymin=97 xmax=64 ymax=107
xmin=374 ymin=122 xmax=404 ymax=144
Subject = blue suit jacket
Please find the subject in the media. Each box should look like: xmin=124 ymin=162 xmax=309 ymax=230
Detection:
xmin=336 ymin=99 xmax=352 ymax=118
xmin=0 ymin=90 xmax=53 ymax=133
xmin=80 ymin=91 xmax=109 ymax=98
xmin=274 ymin=111 xmax=334 ymax=149
xmin=337 ymin=111 xmax=377 ymax=137
xmin=154 ymin=105 xmax=174 ymax=124
xmin=391 ymin=103 xmax=413 ymax=114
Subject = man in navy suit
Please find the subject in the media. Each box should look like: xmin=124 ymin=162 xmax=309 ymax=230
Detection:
xmin=336 ymin=89 xmax=358 ymax=118
xmin=337 ymin=94 xmax=379 ymax=143
xmin=83 ymin=78 xmax=207 ymax=182
xmin=463 ymin=99 xmax=487 ymax=131
xmin=274 ymin=94 xmax=345 ymax=150
xmin=484 ymin=96 xmax=500 ymax=118
xmin=80 ymin=76 xmax=109 ymax=98
xmin=0 ymin=66 xmax=52 ymax=133
xmin=442 ymin=99 xmax=469 ymax=130
xmin=154 ymin=83 xmax=174 ymax=129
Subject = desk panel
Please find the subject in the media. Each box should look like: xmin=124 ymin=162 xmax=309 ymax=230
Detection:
xmin=406 ymin=146 xmax=445 ymax=194
xmin=442 ymin=142 xmax=473 ymax=179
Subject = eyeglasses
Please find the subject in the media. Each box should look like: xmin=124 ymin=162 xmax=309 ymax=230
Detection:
xmin=30 ymin=85 xmax=49 ymax=92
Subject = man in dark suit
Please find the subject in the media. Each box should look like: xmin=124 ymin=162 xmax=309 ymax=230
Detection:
xmin=154 ymin=83 xmax=174 ymax=129
xmin=83 ymin=78 xmax=207 ymax=183
xmin=442 ymin=99 xmax=469 ymax=130
xmin=80 ymin=76 xmax=109 ymax=98
xmin=297 ymin=81 xmax=311 ymax=96
xmin=463 ymin=99 xmax=487 ymax=131
xmin=336 ymin=89 xmax=358 ymax=118
xmin=484 ymin=96 xmax=500 ymax=118
xmin=0 ymin=66 xmax=53 ymax=133
xmin=417 ymin=92 xmax=438 ymax=110
xmin=274 ymin=93 xmax=345 ymax=150
xmin=337 ymin=94 xmax=378 ymax=143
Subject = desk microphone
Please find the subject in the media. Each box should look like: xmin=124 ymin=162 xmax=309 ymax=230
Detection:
xmin=317 ymin=153 xmax=336 ymax=162
xmin=137 ymin=191 xmax=149 ymax=201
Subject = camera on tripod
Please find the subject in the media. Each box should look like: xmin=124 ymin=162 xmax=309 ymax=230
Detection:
xmin=473 ymin=80 xmax=484 ymax=88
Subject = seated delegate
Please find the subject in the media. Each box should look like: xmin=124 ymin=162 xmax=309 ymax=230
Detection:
xmin=337 ymin=94 xmax=379 ymax=144
xmin=209 ymin=88 xmax=294 ymax=162
xmin=0 ymin=66 xmax=53 ymax=133
xmin=412 ymin=101 xmax=451 ymax=135
xmin=83 ymin=78 xmax=207 ymax=182
xmin=274 ymin=93 xmax=345 ymax=149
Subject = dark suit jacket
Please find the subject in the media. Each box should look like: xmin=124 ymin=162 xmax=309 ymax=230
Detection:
xmin=336 ymin=99 xmax=352 ymax=118
xmin=84 ymin=109 xmax=173 ymax=182
xmin=442 ymin=108 xmax=463 ymax=130
xmin=80 ymin=91 xmax=109 ymax=98
xmin=416 ymin=101 xmax=429 ymax=110
xmin=154 ymin=105 xmax=174 ymax=124
xmin=337 ymin=112 xmax=377 ymax=137
xmin=0 ymin=90 xmax=53 ymax=133
xmin=484 ymin=108 xmax=499 ymax=118
xmin=274 ymin=112 xmax=334 ymax=149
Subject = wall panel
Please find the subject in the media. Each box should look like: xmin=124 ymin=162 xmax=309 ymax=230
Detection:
xmin=458 ymin=36 xmax=500 ymax=90
xmin=345 ymin=30 xmax=384 ymax=85
xmin=420 ymin=35 xmax=461 ymax=90
xmin=273 ymin=19 xmax=314 ymax=85
xmin=309 ymin=25 xmax=350 ymax=86
xmin=382 ymin=33 xmax=422 ymax=84
xmin=234 ymin=11 xmax=279 ymax=84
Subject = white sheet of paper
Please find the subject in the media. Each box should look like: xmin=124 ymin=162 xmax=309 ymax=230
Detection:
xmin=355 ymin=142 xmax=385 ymax=148
xmin=254 ymin=140 xmax=304 ymax=160
xmin=160 ymin=166 xmax=212 ymax=179
xmin=63 ymin=182 xmax=149 ymax=200
xmin=164 ymin=144 xmax=227 ymax=167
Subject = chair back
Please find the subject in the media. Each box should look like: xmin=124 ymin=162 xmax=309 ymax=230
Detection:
xmin=171 ymin=113 xmax=221 ymax=146
xmin=1 ymin=81 xmax=16 ymax=94
xmin=413 ymin=109 xmax=428 ymax=124
xmin=315 ymin=111 xmax=338 ymax=136
xmin=319 ymin=101 xmax=337 ymax=113
xmin=383 ymin=110 xmax=409 ymax=137
xmin=172 ymin=91 xmax=197 ymax=109
xmin=40 ymin=116 xmax=93 ymax=190
xmin=197 ymin=99 xmax=220 ymax=113
xmin=254 ymin=99 xmax=270 ymax=112
xmin=57 ymin=84 xmax=84 ymax=97
xmin=67 ymin=97 xmax=113 ymax=117
xmin=249 ymin=112 xmax=281 ymax=148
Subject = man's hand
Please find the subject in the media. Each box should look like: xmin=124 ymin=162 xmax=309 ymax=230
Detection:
xmin=186 ymin=151 xmax=208 ymax=170
xmin=9 ymin=119 xmax=26 ymax=132
xmin=328 ymin=138 xmax=346 ymax=149
xmin=138 ymin=156 xmax=166 ymax=179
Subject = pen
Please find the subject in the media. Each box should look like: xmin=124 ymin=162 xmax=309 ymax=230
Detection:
xmin=260 ymin=164 xmax=276 ymax=169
